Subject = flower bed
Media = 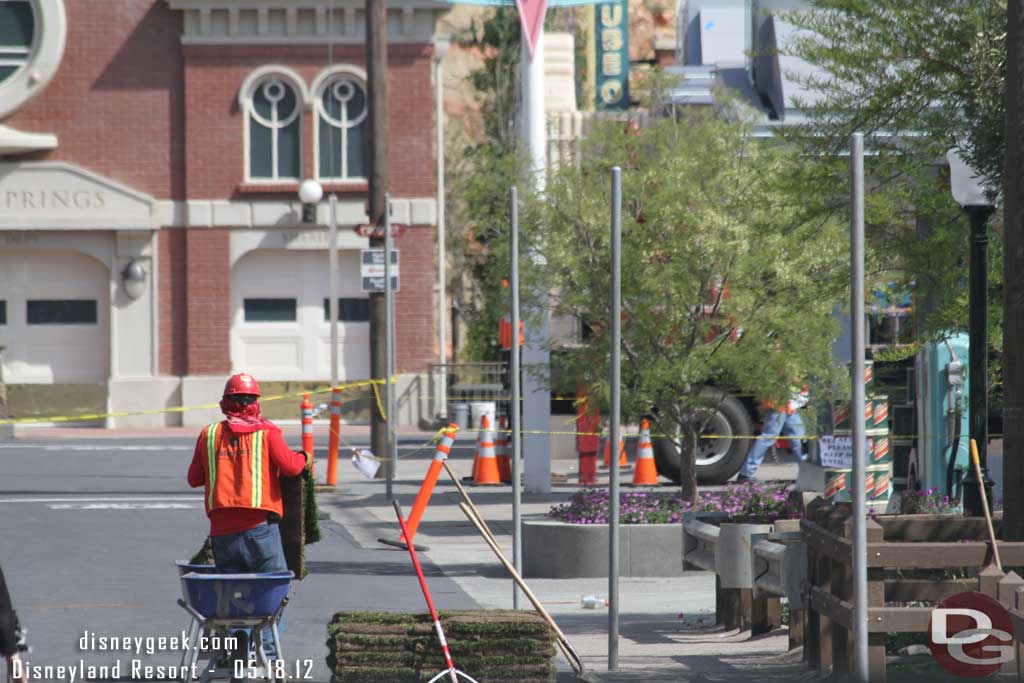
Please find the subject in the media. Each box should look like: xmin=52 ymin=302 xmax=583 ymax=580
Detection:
xmin=547 ymin=482 xmax=797 ymax=525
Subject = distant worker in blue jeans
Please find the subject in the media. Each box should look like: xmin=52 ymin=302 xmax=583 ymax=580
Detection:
xmin=737 ymin=389 xmax=809 ymax=482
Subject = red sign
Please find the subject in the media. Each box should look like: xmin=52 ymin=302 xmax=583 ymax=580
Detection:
xmin=928 ymin=591 xmax=1014 ymax=677
xmin=515 ymin=0 xmax=548 ymax=58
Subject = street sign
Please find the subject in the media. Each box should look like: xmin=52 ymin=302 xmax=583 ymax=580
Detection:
xmin=361 ymin=249 xmax=400 ymax=292
xmin=516 ymin=0 xmax=548 ymax=57
xmin=819 ymin=435 xmax=872 ymax=469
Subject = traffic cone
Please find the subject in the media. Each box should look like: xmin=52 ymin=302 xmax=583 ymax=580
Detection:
xmin=473 ymin=414 xmax=502 ymax=485
xmin=602 ymin=436 xmax=627 ymax=468
xmin=632 ymin=419 xmax=659 ymax=485
xmin=496 ymin=415 xmax=512 ymax=483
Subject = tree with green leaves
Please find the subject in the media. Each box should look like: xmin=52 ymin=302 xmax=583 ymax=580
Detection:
xmin=522 ymin=113 xmax=847 ymax=500
xmin=777 ymin=0 xmax=1005 ymax=345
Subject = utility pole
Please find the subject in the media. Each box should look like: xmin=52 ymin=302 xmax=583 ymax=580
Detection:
xmin=1004 ymin=0 xmax=1024 ymax=539
xmin=367 ymin=0 xmax=391 ymax=490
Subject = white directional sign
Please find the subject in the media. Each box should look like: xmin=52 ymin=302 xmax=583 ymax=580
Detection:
xmin=360 ymin=249 xmax=399 ymax=292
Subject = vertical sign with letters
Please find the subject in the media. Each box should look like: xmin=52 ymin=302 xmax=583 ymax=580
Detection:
xmin=594 ymin=0 xmax=629 ymax=110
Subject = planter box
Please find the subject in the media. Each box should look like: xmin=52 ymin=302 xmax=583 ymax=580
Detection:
xmin=522 ymin=520 xmax=683 ymax=578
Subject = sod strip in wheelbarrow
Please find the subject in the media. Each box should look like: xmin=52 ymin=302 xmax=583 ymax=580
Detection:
xmin=326 ymin=610 xmax=556 ymax=683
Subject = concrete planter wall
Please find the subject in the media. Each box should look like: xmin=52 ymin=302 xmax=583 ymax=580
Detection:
xmin=523 ymin=519 xmax=683 ymax=578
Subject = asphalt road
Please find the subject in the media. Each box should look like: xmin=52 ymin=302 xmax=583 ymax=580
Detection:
xmin=0 ymin=434 xmax=480 ymax=682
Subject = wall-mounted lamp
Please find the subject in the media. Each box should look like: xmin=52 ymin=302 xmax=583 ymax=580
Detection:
xmin=299 ymin=179 xmax=324 ymax=224
xmin=121 ymin=260 xmax=147 ymax=300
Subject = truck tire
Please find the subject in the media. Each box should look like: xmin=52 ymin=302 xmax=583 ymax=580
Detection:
xmin=651 ymin=394 xmax=753 ymax=485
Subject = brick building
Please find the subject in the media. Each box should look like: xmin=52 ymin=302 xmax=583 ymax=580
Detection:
xmin=0 ymin=0 xmax=446 ymax=426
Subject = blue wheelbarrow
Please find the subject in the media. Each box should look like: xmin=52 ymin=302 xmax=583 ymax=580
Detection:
xmin=176 ymin=568 xmax=293 ymax=682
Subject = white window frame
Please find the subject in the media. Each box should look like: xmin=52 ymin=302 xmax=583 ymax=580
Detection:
xmin=311 ymin=65 xmax=369 ymax=182
xmin=238 ymin=65 xmax=309 ymax=183
xmin=0 ymin=0 xmax=66 ymax=119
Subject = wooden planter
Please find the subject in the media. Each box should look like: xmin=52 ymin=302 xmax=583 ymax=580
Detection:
xmin=801 ymin=500 xmax=1024 ymax=681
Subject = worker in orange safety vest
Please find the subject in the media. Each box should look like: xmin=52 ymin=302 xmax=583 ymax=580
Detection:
xmin=186 ymin=372 xmax=312 ymax=664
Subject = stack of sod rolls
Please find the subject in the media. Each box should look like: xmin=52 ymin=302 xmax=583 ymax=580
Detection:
xmin=326 ymin=611 xmax=556 ymax=683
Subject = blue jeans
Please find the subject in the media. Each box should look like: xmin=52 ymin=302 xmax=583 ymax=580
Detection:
xmin=211 ymin=522 xmax=289 ymax=659
xmin=739 ymin=410 xmax=806 ymax=478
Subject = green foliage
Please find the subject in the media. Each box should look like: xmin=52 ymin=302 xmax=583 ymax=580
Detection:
xmin=527 ymin=113 xmax=848 ymax=439
xmin=778 ymin=0 xmax=1005 ymax=341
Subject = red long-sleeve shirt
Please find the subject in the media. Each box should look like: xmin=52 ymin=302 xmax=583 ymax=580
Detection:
xmin=188 ymin=422 xmax=306 ymax=536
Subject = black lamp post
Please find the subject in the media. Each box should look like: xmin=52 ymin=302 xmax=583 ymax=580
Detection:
xmin=948 ymin=149 xmax=996 ymax=517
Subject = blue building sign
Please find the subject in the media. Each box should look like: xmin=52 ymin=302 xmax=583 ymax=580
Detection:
xmin=594 ymin=0 xmax=629 ymax=110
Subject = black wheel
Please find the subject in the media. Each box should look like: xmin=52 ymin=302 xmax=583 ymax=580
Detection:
xmin=651 ymin=393 xmax=753 ymax=485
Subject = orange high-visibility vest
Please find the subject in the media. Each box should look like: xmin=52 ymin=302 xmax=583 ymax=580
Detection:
xmin=202 ymin=422 xmax=283 ymax=517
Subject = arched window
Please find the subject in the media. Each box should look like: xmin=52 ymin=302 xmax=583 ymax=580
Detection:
xmin=315 ymin=73 xmax=368 ymax=180
xmin=0 ymin=1 xmax=34 ymax=87
xmin=242 ymin=73 xmax=303 ymax=181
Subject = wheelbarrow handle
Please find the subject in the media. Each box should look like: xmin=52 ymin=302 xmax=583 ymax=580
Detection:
xmin=177 ymin=598 xmax=206 ymax=624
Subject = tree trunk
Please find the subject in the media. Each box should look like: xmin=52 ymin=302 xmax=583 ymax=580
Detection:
xmin=680 ymin=425 xmax=698 ymax=503
xmin=1004 ymin=0 xmax=1024 ymax=540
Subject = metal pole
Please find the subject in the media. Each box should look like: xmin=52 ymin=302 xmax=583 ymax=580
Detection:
xmin=850 ymin=133 xmax=868 ymax=682
xmin=963 ymin=205 xmax=995 ymax=516
xmin=367 ymin=0 xmax=390 ymax=489
xmin=385 ymin=193 xmax=395 ymax=500
xmin=608 ymin=166 xmax=621 ymax=671
xmin=329 ymin=193 xmax=339 ymax=389
xmin=435 ymin=46 xmax=448 ymax=419
xmin=510 ymin=186 xmax=522 ymax=610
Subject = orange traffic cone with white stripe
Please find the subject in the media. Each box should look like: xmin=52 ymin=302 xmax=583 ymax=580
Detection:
xmin=632 ymin=419 xmax=659 ymax=485
xmin=473 ymin=414 xmax=502 ymax=485
xmin=496 ymin=415 xmax=512 ymax=483
xmin=603 ymin=436 xmax=627 ymax=468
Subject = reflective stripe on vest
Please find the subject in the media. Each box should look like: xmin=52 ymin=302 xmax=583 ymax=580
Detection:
xmin=205 ymin=422 xmax=219 ymax=510
xmin=251 ymin=429 xmax=264 ymax=508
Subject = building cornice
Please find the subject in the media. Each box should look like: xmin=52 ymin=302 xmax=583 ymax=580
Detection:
xmin=165 ymin=0 xmax=450 ymax=45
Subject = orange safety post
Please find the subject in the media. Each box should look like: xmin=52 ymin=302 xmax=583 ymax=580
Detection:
xmin=378 ymin=424 xmax=459 ymax=551
xmin=301 ymin=393 xmax=314 ymax=476
xmin=576 ymin=388 xmax=600 ymax=485
xmin=632 ymin=419 xmax=659 ymax=485
xmin=405 ymin=424 xmax=459 ymax=542
xmin=326 ymin=387 xmax=342 ymax=486
xmin=496 ymin=415 xmax=512 ymax=483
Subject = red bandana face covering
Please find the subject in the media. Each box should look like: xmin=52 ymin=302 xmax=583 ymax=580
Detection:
xmin=219 ymin=397 xmax=280 ymax=434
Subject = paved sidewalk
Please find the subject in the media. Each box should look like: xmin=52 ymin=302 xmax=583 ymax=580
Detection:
xmin=318 ymin=431 xmax=810 ymax=682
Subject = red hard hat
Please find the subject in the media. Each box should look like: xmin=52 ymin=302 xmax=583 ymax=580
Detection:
xmin=224 ymin=373 xmax=260 ymax=397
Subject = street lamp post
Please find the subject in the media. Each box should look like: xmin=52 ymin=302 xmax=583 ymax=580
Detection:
xmin=948 ymin=149 xmax=997 ymax=517
xmin=299 ymin=179 xmax=339 ymax=389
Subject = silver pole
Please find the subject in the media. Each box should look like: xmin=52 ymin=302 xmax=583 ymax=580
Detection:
xmin=510 ymin=186 xmax=523 ymax=610
xmin=329 ymin=193 xmax=339 ymax=389
xmin=385 ymin=192 xmax=396 ymax=499
xmin=435 ymin=47 xmax=448 ymax=418
xmin=608 ymin=166 xmax=622 ymax=671
xmin=850 ymin=133 xmax=868 ymax=682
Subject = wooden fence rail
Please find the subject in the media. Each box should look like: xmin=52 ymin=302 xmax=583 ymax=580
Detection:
xmin=801 ymin=498 xmax=1024 ymax=681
